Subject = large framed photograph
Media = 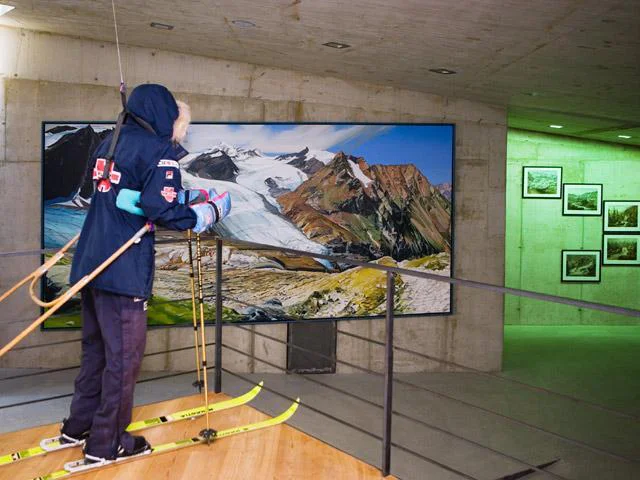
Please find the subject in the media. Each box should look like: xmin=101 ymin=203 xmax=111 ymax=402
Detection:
xmin=603 ymin=235 xmax=640 ymax=266
xmin=603 ymin=201 xmax=640 ymax=233
xmin=562 ymin=184 xmax=603 ymax=216
xmin=561 ymin=250 xmax=601 ymax=282
xmin=42 ymin=122 xmax=454 ymax=329
xmin=522 ymin=166 xmax=562 ymax=199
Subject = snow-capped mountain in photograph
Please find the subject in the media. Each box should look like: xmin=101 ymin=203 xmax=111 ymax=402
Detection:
xmin=182 ymin=142 xmax=338 ymax=212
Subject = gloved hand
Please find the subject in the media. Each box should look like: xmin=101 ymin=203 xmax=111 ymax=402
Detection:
xmin=190 ymin=191 xmax=232 ymax=233
xmin=116 ymin=189 xmax=145 ymax=216
xmin=210 ymin=191 xmax=231 ymax=221
xmin=116 ymin=187 xmax=217 ymax=217
xmin=191 ymin=203 xmax=216 ymax=233
xmin=178 ymin=188 xmax=218 ymax=206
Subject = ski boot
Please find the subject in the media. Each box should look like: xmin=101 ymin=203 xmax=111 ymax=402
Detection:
xmin=59 ymin=419 xmax=90 ymax=446
xmin=40 ymin=418 xmax=90 ymax=452
xmin=68 ymin=435 xmax=152 ymax=472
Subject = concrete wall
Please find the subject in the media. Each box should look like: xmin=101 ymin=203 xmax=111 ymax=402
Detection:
xmin=0 ymin=26 xmax=507 ymax=373
xmin=506 ymin=129 xmax=640 ymax=325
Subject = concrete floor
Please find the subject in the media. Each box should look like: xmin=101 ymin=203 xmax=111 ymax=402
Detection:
xmin=1 ymin=367 xmax=638 ymax=480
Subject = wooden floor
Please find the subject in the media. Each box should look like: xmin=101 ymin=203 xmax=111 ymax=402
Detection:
xmin=0 ymin=392 xmax=394 ymax=480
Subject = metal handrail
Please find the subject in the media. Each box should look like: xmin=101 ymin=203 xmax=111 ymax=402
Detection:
xmin=3 ymin=234 xmax=637 ymax=317
xmin=218 ymin=237 xmax=639 ymax=318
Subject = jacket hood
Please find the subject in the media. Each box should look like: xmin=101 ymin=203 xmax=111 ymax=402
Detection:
xmin=126 ymin=84 xmax=179 ymax=140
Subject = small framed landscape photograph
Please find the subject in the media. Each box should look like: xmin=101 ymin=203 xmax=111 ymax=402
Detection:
xmin=603 ymin=201 xmax=640 ymax=233
xmin=561 ymin=250 xmax=601 ymax=282
xmin=562 ymin=184 xmax=603 ymax=216
xmin=523 ymin=166 xmax=562 ymax=199
xmin=603 ymin=235 xmax=640 ymax=266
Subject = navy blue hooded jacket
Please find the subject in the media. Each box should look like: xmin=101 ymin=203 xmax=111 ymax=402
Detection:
xmin=69 ymin=84 xmax=197 ymax=298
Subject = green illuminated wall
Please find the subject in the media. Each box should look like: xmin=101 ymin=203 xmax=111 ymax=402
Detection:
xmin=506 ymin=129 xmax=640 ymax=325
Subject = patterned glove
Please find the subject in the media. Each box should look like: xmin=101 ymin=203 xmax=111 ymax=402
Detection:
xmin=189 ymin=191 xmax=232 ymax=233
xmin=178 ymin=188 xmax=218 ymax=206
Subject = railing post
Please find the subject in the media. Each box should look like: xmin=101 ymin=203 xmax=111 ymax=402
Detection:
xmin=382 ymin=271 xmax=395 ymax=477
xmin=214 ymin=238 xmax=223 ymax=393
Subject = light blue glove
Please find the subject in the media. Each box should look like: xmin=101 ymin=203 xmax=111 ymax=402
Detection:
xmin=116 ymin=188 xmax=145 ymax=217
xmin=191 ymin=202 xmax=217 ymax=233
xmin=190 ymin=191 xmax=232 ymax=233
xmin=211 ymin=191 xmax=232 ymax=221
xmin=117 ymin=188 xmax=218 ymax=218
xmin=178 ymin=188 xmax=218 ymax=206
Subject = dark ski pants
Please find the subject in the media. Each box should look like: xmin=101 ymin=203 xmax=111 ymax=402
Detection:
xmin=64 ymin=287 xmax=147 ymax=458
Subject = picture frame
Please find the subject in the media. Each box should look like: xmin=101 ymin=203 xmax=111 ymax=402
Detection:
xmin=603 ymin=200 xmax=640 ymax=233
xmin=602 ymin=234 xmax=640 ymax=266
xmin=562 ymin=183 xmax=603 ymax=216
xmin=561 ymin=250 xmax=601 ymax=282
xmin=522 ymin=166 xmax=562 ymax=199
xmin=41 ymin=121 xmax=456 ymax=329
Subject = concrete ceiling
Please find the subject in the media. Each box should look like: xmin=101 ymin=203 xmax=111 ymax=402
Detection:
xmin=1 ymin=0 xmax=639 ymax=146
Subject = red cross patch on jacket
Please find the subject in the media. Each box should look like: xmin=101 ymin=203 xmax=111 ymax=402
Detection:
xmin=161 ymin=186 xmax=177 ymax=203
xmin=92 ymin=158 xmax=122 ymax=192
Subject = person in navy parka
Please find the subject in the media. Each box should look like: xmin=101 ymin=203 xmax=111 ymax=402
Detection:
xmin=61 ymin=84 xmax=229 ymax=463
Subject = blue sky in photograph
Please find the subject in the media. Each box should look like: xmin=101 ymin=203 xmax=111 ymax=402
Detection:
xmin=185 ymin=123 xmax=454 ymax=185
xmin=330 ymin=125 xmax=453 ymax=185
xmin=240 ymin=124 xmax=454 ymax=185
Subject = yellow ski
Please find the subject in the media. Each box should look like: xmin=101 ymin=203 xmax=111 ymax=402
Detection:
xmin=0 ymin=382 xmax=263 ymax=467
xmin=34 ymin=399 xmax=300 ymax=480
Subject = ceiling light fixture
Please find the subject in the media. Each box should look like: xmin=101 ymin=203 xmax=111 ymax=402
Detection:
xmin=231 ymin=19 xmax=256 ymax=28
xmin=618 ymin=135 xmax=632 ymax=139
xmin=429 ymin=68 xmax=457 ymax=75
xmin=323 ymin=41 xmax=351 ymax=49
xmin=150 ymin=22 xmax=174 ymax=30
xmin=549 ymin=124 xmax=564 ymax=129
xmin=0 ymin=4 xmax=15 ymax=16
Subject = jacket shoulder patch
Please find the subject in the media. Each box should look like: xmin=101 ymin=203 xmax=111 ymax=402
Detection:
xmin=158 ymin=159 xmax=179 ymax=168
xmin=161 ymin=186 xmax=177 ymax=203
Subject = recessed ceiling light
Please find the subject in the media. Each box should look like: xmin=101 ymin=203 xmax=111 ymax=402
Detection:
xmin=429 ymin=68 xmax=457 ymax=75
xmin=618 ymin=135 xmax=632 ymax=139
xmin=549 ymin=124 xmax=564 ymax=129
xmin=150 ymin=22 xmax=174 ymax=30
xmin=231 ymin=19 xmax=256 ymax=28
xmin=0 ymin=4 xmax=15 ymax=16
xmin=323 ymin=41 xmax=351 ymax=49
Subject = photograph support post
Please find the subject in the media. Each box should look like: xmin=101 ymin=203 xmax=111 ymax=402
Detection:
xmin=214 ymin=238 xmax=223 ymax=394
xmin=382 ymin=271 xmax=395 ymax=477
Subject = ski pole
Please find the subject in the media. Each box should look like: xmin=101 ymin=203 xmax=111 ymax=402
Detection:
xmin=0 ymin=234 xmax=80 ymax=305
xmin=0 ymin=224 xmax=152 ymax=357
xmin=187 ymin=229 xmax=203 ymax=391
xmin=28 ymin=271 xmax=66 ymax=308
xmin=195 ymin=233 xmax=215 ymax=443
